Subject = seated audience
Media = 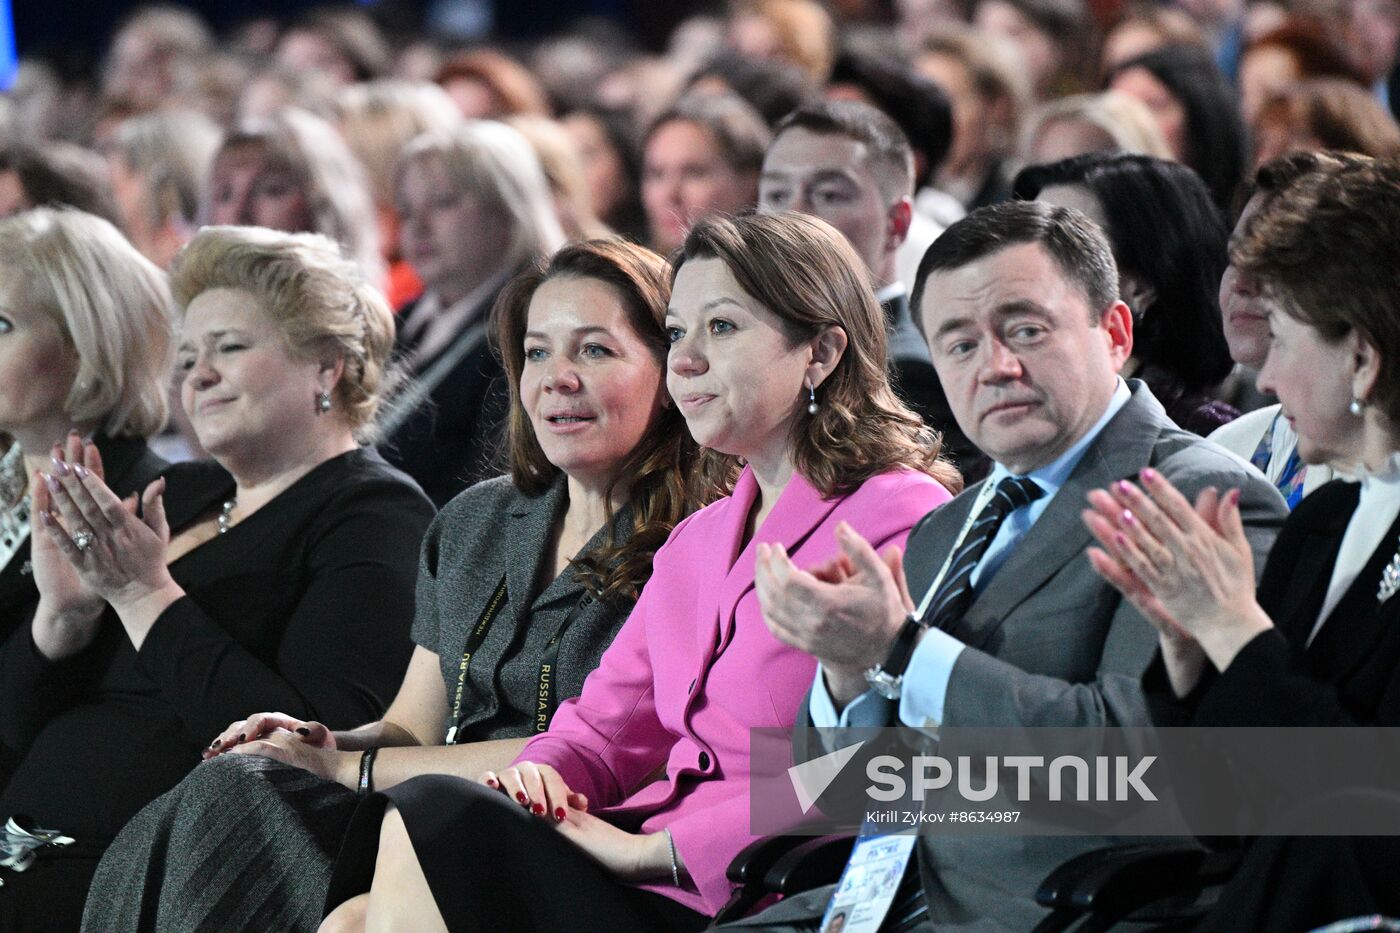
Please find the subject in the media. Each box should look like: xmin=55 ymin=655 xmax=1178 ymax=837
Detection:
xmin=758 ymin=99 xmax=983 ymax=478
xmin=0 ymin=208 xmax=173 ymax=794
xmin=1020 ymin=90 xmax=1173 ymax=165
xmin=1083 ymin=153 xmax=1400 ymax=931
xmin=317 ymin=211 xmax=959 ymax=931
xmin=1099 ymin=2 xmax=1208 ymax=75
xmin=721 ymin=200 xmax=1285 ymax=931
xmin=378 ymin=122 xmax=566 ymax=505
xmin=204 ymin=108 xmax=383 ymax=285
xmin=1251 ymin=78 xmax=1400 ymax=167
xmin=725 ymin=0 xmax=838 ymax=87
xmin=1015 ymin=152 xmax=1240 ymax=434
xmin=84 ymin=238 xmax=722 ymax=933
xmin=1237 ymin=17 xmax=1365 ymax=125
xmin=971 ymin=0 xmax=1092 ymax=100
xmin=686 ymin=50 xmax=815 ymax=127
xmin=1109 ymin=44 xmax=1249 ymax=211
xmin=915 ymin=27 xmax=1028 ymax=218
xmin=561 ymin=106 xmax=649 ymax=242
xmin=641 ymin=94 xmax=771 ymax=254
xmin=100 ymin=5 xmax=214 ymax=115
xmin=104 ymin=109 xmax=221 ymax=270
xmin=507 ymin=114 xmax=616 ymax=240
xmin=435 ymin=48 xmax=553 ymax=121
xmin=1211 ymin=152 xmax=1362 ymax=504
xmin=0 ymin=227 xmax=434 ymax=929
xmin=0 ymin=143 xmax=123 ymax=226
xmin=274 ymin=7 xmax=390 ymax=90
xmin=331 ymin=80 xmax=462 ymax=309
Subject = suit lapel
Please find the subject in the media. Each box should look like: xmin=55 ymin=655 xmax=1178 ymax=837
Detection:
xmin=502 ymin=478 xmax=568 ymax=618
xmin=713 ymin=469 xmax=841 ymax=654
xmin=951 ymin=384 xmax=1165 ymax=650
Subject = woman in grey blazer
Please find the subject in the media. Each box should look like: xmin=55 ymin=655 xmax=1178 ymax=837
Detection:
xmin=83 ymin=239 xmax=735 ymax=933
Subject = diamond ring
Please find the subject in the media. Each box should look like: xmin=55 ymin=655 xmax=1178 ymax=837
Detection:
xmin=72 ymin=530 xmax=95 ymax=553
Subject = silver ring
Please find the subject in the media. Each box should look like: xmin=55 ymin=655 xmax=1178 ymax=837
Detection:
xmin=72 ymin=530 xmax=94 ymax=553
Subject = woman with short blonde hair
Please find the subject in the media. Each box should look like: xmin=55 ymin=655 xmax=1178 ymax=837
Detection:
xmin=0 ymin=224 xmax=434 ymax=929
xmin=0 ymin=208 xmax=174 ymax=655
xmin=1020 ymin=90 xmax=1174 ymax=166
xmin=383 ymin=121 xmax=567 ymax=503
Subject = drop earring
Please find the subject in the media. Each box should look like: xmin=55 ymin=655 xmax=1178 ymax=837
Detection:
xmin=316 ymin=391 xmax=332 ymax=414
xmin=1350 ymin=397 xmax=1365 ymax=416
xmin=806 ymin=380 xmax=818 ymax=415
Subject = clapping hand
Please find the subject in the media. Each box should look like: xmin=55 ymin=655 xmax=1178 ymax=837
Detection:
xmin=1082 ymin=467 xmax=1273 ymax=692
xmin=36 ymin=428 xmax=182 ymax=624
xmin=756 ymin=522 xmax=914 ymax=706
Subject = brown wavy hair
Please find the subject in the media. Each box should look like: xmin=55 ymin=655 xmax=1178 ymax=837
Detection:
xmin=494 ymin=238 xmax=737 ymax=602
xmin=674 ymin=212 xmax=962 ymax=497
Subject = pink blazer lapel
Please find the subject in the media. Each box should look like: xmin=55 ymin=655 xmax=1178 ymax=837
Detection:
xmin=713 ymin=469 xmax=841 ymax=652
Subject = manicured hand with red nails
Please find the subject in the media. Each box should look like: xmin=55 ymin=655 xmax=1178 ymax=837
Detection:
xmin=204 ymin=712 xmax=334 ymax=761
xmin=477 ymin=762 xmax=682 ymax=882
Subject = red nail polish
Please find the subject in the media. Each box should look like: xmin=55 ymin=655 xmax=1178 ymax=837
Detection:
xmin=516 ymin=792 xmax=528 ymax=804
xmin=485 ymin=777 xmax=499 ymax=788
xmin=554 ymin=807 xmax=566 ymax=821
xmin=532 ymin=803 xmax=545 ymax=815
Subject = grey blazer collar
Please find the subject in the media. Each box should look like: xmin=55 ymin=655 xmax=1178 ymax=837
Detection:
xmin=504 ymin=473 xmax=634 ymax=611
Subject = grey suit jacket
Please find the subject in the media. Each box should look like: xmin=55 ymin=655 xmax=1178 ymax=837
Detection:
xmin=783 ymin=381 xmax=1289 ymax=932
xmin=412 ymin=474 xmax=635 ymax=742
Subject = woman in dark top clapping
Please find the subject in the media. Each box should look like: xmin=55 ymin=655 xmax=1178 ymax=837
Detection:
xmin=0 ymin=226 xmax=434 ymax=929
xmin=84 ymin=238 xmax=726 ymax=933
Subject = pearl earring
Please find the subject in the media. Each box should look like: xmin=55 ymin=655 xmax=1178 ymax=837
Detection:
xmin=806 ymin=380 xmax=818 ymax=415
xmin=316 ymin=391 xmax=332 ymax=414
xmin=1350 ymin=398 xmax=1364 ymax=416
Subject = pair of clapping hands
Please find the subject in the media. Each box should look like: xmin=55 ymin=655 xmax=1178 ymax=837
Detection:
xmin=750 ymin=468 xmax=1269 ymax=703
xmin=28 ymin=433 xmax=176 ymax=660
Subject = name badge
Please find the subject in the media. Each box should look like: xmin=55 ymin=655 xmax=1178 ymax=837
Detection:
xmin=819 ymin=833 xmax=917 ymax=933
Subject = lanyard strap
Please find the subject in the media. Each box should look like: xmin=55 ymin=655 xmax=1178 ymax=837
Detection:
xmin=445 ymin=575 xmax=509 ymax=745
xmin=912 ymin=481 xmax=998 ymax=620
xmin=533 ymin=594 xmax=593 ymax=733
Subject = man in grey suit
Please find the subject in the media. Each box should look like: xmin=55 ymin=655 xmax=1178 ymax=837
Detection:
xmin=728 ymin=200 xmax=1288 ymax=931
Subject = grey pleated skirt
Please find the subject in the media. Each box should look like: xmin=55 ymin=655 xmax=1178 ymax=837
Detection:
xmin=81 ymin=754 xmax=359 ymax=933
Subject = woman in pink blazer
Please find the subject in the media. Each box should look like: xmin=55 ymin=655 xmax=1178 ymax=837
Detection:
xmin=320 ymin=213 xmax=961 ymax=932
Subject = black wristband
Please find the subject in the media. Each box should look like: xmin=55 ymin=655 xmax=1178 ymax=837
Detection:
xmin=882 ymin=613 xmax=924 ymax=677
xmin=358 ymin=747 xmax=379 ymax=795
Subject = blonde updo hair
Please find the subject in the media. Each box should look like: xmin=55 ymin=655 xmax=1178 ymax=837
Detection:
xmin=169 ymin=226 xmax=397 ymax=441
xmin=0 ymin=207 xmax=174 ymax=438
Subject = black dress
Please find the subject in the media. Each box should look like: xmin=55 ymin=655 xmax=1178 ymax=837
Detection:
xmin=0 ymin=448 xmax=432 ymax=931
xmin=1145 ymin=479 xmax=1400 ymax=929
xmin=0 ymin=435 xmax=166 ymax=795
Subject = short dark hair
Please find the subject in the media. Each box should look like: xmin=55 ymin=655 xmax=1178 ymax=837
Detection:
xmin=1234 ymin=154 xmax=1400 ymax=424
xmin=772 ymin=99 xmax=915 ymax=202
xmin=1013 ymin=152 xmax=1232 ymax=390
xmin=911 ymin=199 xmax=1119 ymax=327
xmin=827 ymin=50 xmax=954 ymax=185
xmin=0 ymin=143 xmax=123 ymax=229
